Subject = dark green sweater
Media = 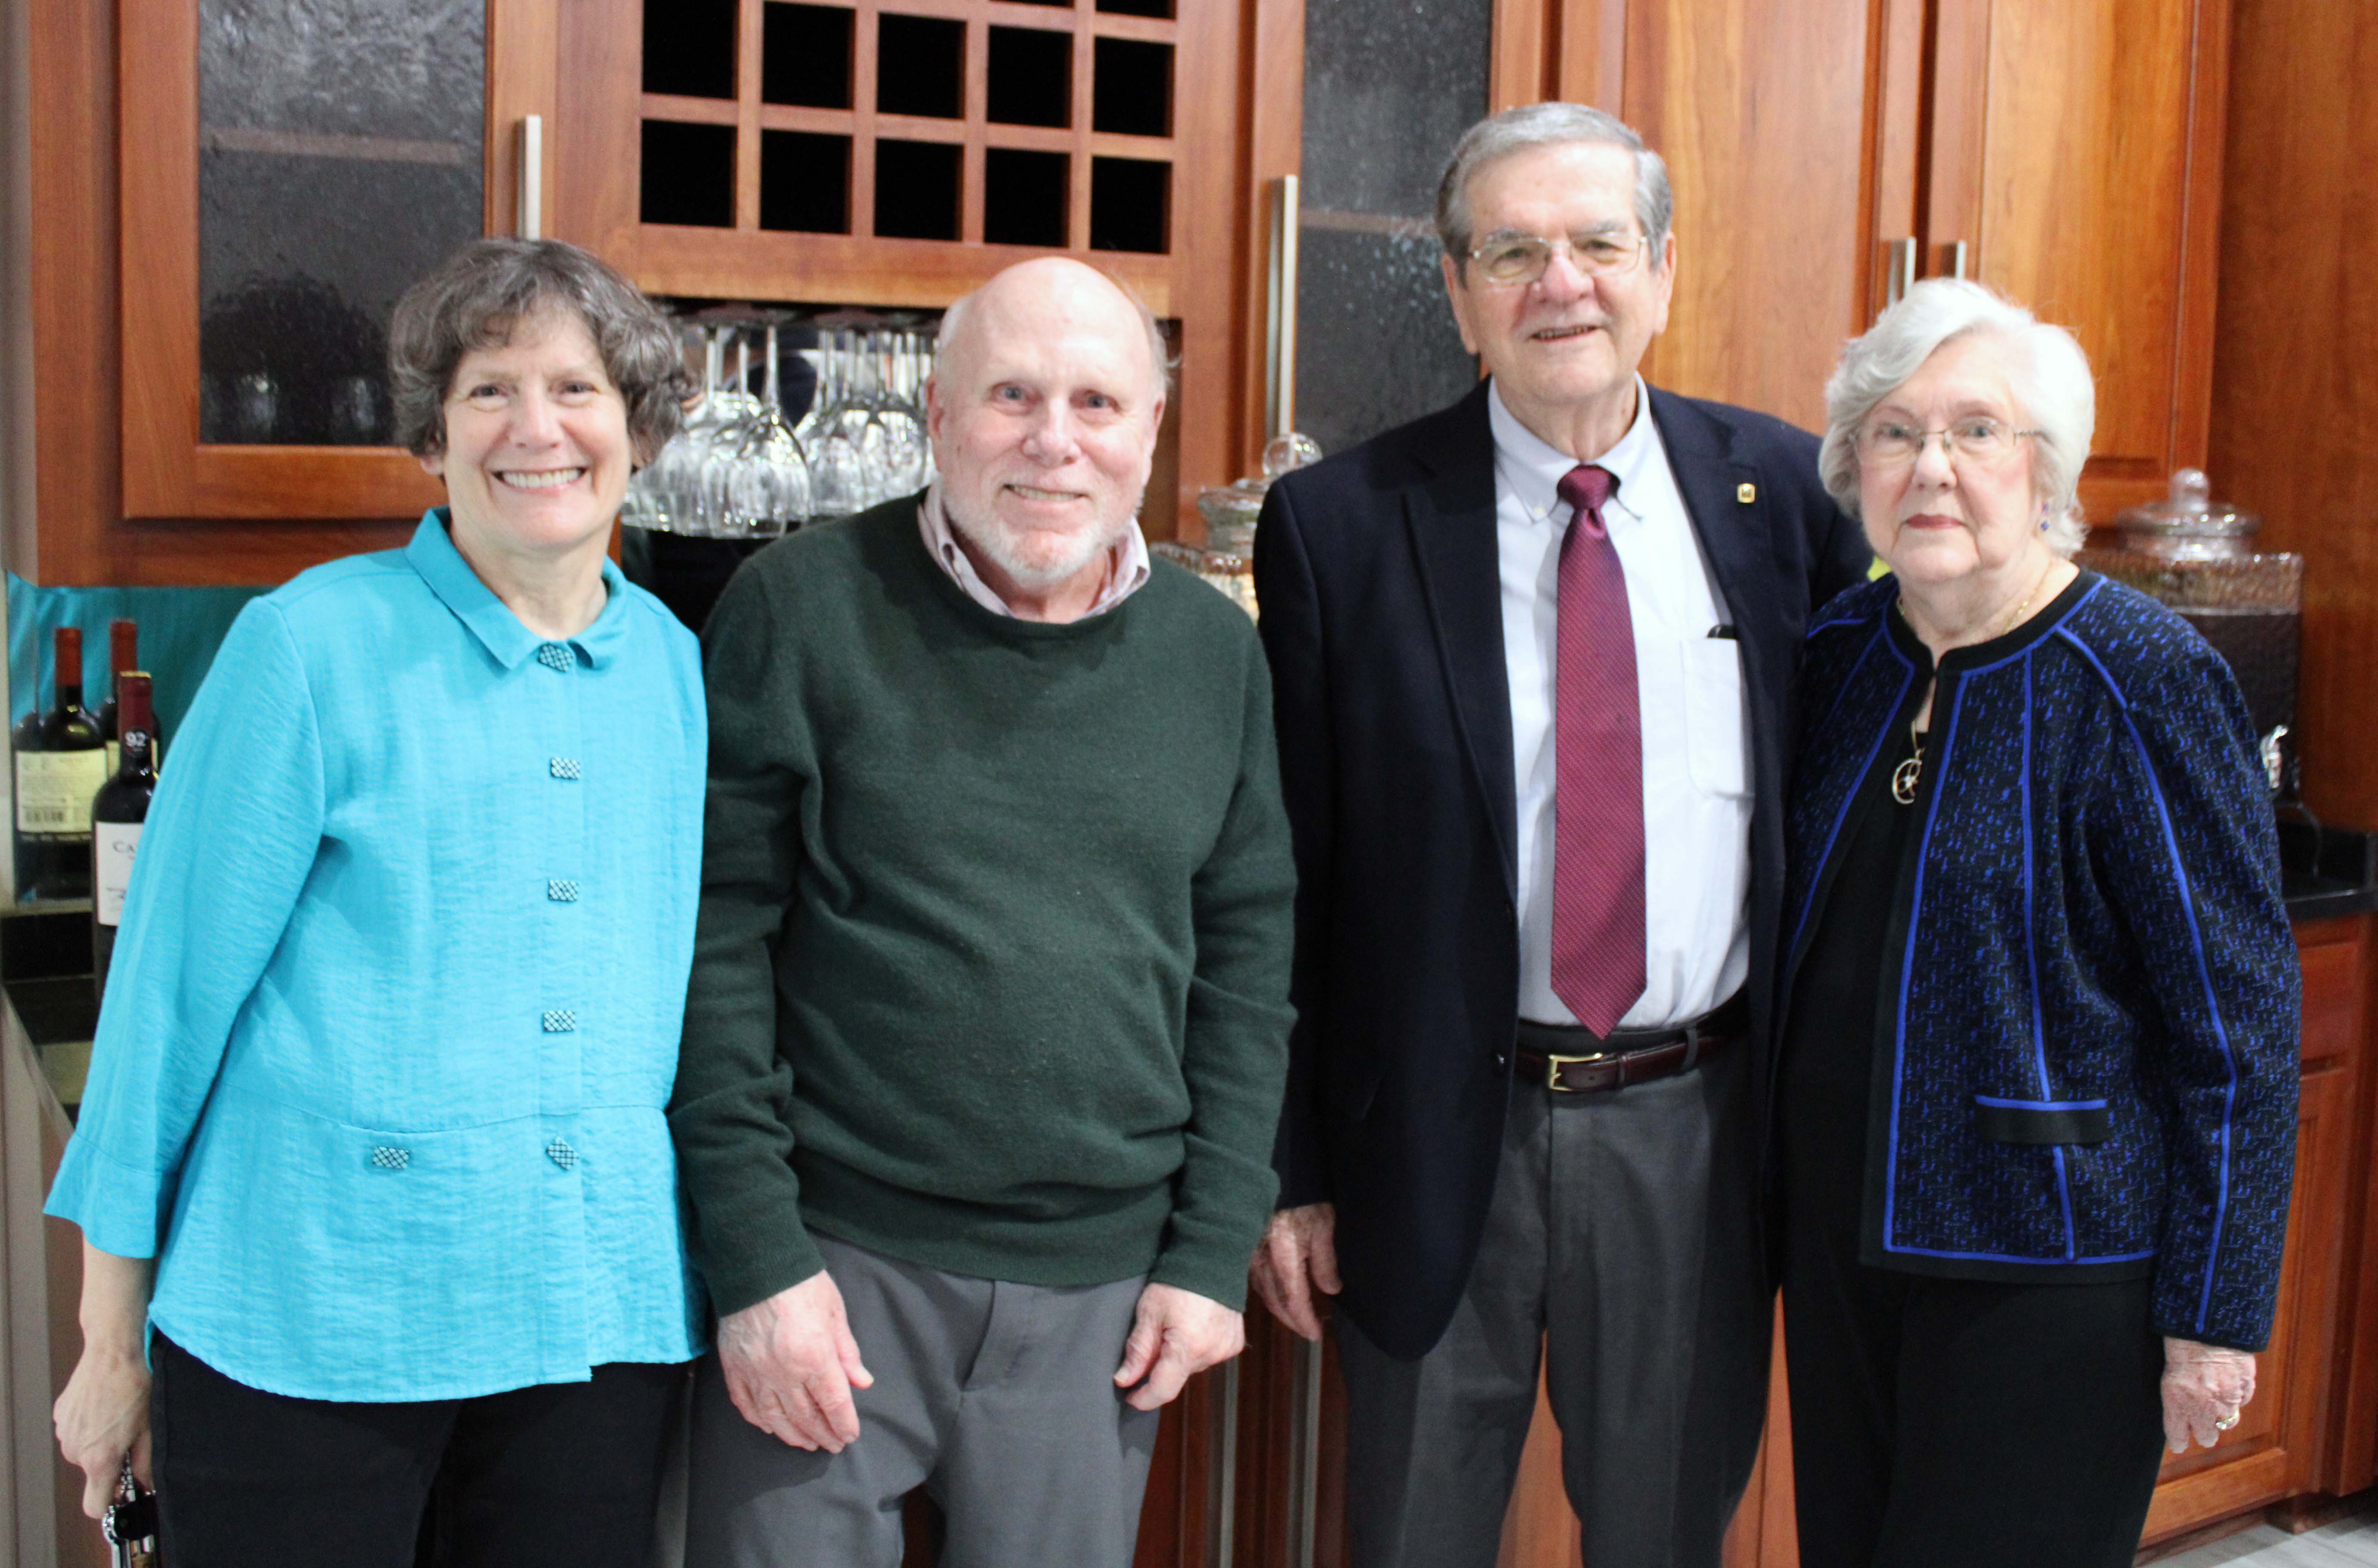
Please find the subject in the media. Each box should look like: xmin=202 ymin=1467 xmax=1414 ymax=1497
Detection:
xmin=671 ymin=497 xmax=1296 ymax=1317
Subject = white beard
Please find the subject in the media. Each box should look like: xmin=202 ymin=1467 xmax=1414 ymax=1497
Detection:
xmin=945 ymin=497 xmax=1128 ymax=592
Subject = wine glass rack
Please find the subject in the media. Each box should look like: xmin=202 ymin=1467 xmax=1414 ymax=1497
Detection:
xmin=638 ymin=0 xmax=1177 ymax=255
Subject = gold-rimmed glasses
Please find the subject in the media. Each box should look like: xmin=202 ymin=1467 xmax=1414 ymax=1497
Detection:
xmin=1857 ymin=416 xmax=2044 ymax=470
xmin=1467 ymin=229 xmax=1650 ymax=286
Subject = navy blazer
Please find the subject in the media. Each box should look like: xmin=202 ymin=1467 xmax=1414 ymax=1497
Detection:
xmin=1252 ymin=380 xmax=1873 ymax=1359
xmin=1786 ymin=572 xmax=2297 ymax=1350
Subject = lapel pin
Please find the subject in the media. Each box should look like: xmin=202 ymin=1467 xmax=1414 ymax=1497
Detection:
xmin=1737 ymin=482 xmax=1757 ymax=504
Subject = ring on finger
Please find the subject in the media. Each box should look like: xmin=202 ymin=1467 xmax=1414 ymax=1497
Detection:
xmin=2215 ymin=1412 xmax=2241 ymax=1431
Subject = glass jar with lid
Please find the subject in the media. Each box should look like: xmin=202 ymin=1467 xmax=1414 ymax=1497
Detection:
xmin=2076 ymin=468 xmax=2303 ymax=792
xmin=1154 ymin=433 xmax=1323 ymax=619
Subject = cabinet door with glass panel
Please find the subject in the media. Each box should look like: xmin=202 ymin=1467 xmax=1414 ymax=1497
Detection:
xmin=552 ymin=0 xmax=1261 ymax=529
xmin=118 ymin=0 xmax=558 ymax=521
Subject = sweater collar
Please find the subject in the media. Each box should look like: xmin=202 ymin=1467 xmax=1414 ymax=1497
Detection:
xmin=1883 ymin=568 xmax=2103 ymax=674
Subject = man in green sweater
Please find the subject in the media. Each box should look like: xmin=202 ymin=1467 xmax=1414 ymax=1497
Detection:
xmin=672 ymin=258 xmax=1296 ymax=1567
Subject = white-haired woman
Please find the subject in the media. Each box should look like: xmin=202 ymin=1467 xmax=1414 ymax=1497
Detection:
xmin=1775 ymin=278 xmax=2297 ymax=1566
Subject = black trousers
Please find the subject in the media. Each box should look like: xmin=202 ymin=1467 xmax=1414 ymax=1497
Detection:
xmin=150 ymin=1331 xmax=688 ymax=1568
xmin=1780 ymin=1216 xmax=2168 ymax=1567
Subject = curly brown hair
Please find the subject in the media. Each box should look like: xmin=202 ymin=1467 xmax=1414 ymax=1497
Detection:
xmin=387 ymin=238 xmax=694 ymax=466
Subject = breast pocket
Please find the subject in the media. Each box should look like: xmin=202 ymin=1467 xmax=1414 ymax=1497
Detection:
xmin=1681 ymin=639 xmax=1750 ymax=798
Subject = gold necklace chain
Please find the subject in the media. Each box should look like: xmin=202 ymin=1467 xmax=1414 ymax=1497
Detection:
xmin=1891 ymin=562 xmax=2057 ymax=806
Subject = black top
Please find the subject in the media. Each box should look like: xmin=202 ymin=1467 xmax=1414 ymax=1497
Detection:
xmin=1779 ymin=719 xmax=1922 ymax=1246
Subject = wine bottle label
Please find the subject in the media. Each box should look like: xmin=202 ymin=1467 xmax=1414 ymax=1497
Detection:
xmin=106 ymin=740 xmax=119 ymax=776
xmin=93 ymin=820 xmax=145 ymax=926
xmin=14 ymin=750 xmax=110 ymax=834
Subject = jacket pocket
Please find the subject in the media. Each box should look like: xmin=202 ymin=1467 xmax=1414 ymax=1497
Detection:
xmin=1973 ymin=1095 xmax=2111 ymax=1145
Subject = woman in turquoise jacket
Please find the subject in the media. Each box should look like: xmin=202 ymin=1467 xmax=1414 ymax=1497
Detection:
xmin=47 ymin=238 xmax=706 ymax=1567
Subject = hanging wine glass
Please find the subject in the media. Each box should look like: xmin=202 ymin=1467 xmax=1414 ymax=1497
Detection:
xmin=877 ymin=330 xmax=932 ymax=498
xmin=808 ymin=329 xmax=870 ymax=521
xmin=722 ymin=320 xmax=813 ymax=537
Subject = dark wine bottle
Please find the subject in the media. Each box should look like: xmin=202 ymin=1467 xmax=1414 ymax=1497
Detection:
xmin=12 ymin=627 xmax=108 ymax=902
xmin=9 ymin=704 xmax=42 ymax=903
xmin=92 ymin=672 xmax=157 ymax=996
xmin=95 ymin=619 xmax=138 ymax=775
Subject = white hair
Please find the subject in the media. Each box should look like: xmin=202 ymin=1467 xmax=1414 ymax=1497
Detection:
xmin=1820 ymin=277 xmax=2096 ymax=555
xmin=1435 ymin=102 xmax=1674 ymax=271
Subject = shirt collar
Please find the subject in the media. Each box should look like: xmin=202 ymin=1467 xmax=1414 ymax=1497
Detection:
xmin=404 ymin=509 xmax=631 ymax=670
xmin=917 ymin=481 xmax=1152 ymax=619
xmin=1486 ymin=375 xmax=1662 ymax=527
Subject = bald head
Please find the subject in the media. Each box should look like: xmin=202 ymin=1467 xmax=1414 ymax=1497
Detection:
xmin=935 ymin=258 xmax=1169 ymax=410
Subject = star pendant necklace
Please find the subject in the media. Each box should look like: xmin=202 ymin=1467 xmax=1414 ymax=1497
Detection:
xmin=1892 ymin=560 xmax=2057 ymax=806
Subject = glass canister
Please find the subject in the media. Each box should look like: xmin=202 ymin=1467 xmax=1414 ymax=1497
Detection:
xmin=2077 ymin=468 xmax=2304 ymax=790
xmin=1161 ymin=433 xmax=1325 ymax=619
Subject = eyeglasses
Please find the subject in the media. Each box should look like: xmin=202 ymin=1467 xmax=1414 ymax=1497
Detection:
xmin=1857 ymin=417 xmax=2044 ymax=470
xmin=1466 ymin=230 xmax=1650 ymax=287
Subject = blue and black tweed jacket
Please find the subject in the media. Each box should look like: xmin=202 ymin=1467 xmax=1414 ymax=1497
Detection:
xmin=1785 ymin=570 xmax=2298 ymax=1350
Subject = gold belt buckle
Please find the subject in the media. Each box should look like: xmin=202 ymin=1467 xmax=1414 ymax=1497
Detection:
xmin=1544 ymin=1051 xmax=1608 ymax=1092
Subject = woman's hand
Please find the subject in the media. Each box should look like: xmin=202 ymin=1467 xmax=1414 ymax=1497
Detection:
xmin=2161 ymin=1336 xmax=2256 ymax=1454
xmin=53 ymin=1242 xmax=155 ymax=1517
xmin=55 ymin=1345 xmax=151 ymax=1517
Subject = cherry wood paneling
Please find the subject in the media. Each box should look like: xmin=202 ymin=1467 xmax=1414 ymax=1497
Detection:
xmin=1622 ymin=0 xmax=1873 ymax=434
xmin=115 ymin=0 xmax=201 ymax=520
xmin=1234 ymin=0 xmax=1302 ymax=485
xmin=2206 ymin=0 xmax=2378 ymax=832
xmin=1956 ymin=0 xmax=2229 ymax=522
xmin=2328 ymin=915 xmax=2378 ymax=1496
xmin=11 ymin=0 xmax=121 ymax=585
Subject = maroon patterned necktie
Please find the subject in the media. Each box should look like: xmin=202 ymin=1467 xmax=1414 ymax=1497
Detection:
xmin=1550 ymin=463 xmax=1646 ymax=1036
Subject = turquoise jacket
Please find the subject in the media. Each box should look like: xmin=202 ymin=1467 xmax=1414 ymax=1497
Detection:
xmin=47 ymin=513 xmax=709 ymax=1400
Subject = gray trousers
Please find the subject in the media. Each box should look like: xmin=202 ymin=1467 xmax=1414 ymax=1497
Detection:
xmin=684 ymin=1234 xmax=1161 ymax=1568
xmin=1339 ymin=1045 xmax=1768 ymax=1568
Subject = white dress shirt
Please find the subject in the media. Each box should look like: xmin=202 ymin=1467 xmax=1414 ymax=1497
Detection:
xmin=917 ymin=481 xmax=1151 ymax=619
xmin=1491 ymin=378 xmax=1752 ymax=1030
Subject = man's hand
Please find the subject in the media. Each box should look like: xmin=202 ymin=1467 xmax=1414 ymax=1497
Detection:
xmin=1114 ymin=1283 xmax=1245 ymax=1412
xmin=717 ymin=1271 xmax=875 ymax=1453
xmin=1249 ymin=1202 xmax=1341 ymax=1342
xmin=2161 ymin=1337 xmax=2256 ymax=1454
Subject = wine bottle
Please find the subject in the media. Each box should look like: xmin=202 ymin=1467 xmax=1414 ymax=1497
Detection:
xmin=92 ymin=672 xmax=157 ymax=996
xmin=95 ymin=619 xmax=138 ymax=774
xmin=9 ymin=704 xmax=42 ymax=902
xmin=12 ymin=627 xmax=109 ymax=902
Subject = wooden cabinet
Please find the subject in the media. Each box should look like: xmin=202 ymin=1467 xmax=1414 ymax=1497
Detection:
xmin=11 ymin=0 xmax=546 ymax=584
xmin=7 ymin=0 xmax=1282 ymax=587
xmin=552 ymin=0 xmax=1270 ymax=535
xmin=1486 ymin=0 xmax=2229 ymax=525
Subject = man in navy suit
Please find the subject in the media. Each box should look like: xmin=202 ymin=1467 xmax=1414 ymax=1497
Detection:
xmin=1248 ymin=103 xmax=1873 ymax=1566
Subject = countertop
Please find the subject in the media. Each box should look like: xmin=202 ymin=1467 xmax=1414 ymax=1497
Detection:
xmin=2281 ymin=820 xmax=2378 ymax=923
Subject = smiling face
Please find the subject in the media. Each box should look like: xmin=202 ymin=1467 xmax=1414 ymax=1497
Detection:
xmin=1440 ymin=139 xmax=1675 ymax=440
xmin=420 ymin=308 xmax=632 ymax=567
xmin=1857 ymin=332 xmax=2048 ymax=588
xmin=926 ymin=259 xmax=1164 ymax=592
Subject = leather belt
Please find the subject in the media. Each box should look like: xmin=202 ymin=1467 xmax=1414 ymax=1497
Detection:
xmin=1513 ymin=992 xmax=1748 ymax=1095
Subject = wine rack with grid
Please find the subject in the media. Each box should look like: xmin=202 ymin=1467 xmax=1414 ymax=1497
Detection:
xmin=639 ymin=0 xmax=1177 ymax=254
